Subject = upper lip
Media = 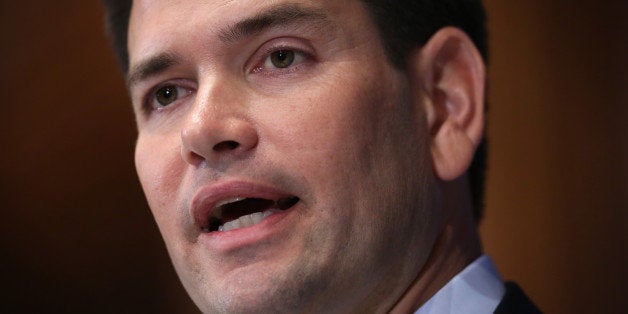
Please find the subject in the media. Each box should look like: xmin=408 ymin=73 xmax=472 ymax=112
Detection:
xmin=190 ymin=180 xmax=297 ymax=232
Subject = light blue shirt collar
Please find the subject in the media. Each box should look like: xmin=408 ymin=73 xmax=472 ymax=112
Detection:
xmin=415 ymin=255 xmax=505 ymax=314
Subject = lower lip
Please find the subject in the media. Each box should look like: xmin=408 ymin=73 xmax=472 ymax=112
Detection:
xmin=198 ymin=201 xmax=299 ymax=252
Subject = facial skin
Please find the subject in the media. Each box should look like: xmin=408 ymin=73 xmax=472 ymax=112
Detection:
xmin=127 ymin=0 xmax=454 ymax=312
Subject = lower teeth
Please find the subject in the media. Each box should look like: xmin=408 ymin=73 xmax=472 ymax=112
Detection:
xmin=218 ymin=210 xmax=275 ymax=232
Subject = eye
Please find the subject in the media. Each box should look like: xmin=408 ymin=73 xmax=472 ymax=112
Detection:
xmin=135 ymin=79 xmax=195 ymax=116
xmin=154 ymin=85 xmax=179 ymax=107
xmin=145 ymin=84 xmax=193 ymax=112
xmin=268 ymin=50 xmax=295 ymax=68
xmin=261 ymin=49 xmax=307 ymax=70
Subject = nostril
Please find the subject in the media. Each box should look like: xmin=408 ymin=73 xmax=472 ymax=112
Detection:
xmin=213 ymin=140 xmax=240 ymax=152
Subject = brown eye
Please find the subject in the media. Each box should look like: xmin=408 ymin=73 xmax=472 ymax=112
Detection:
xmin=270 ymin=50 xmax=295 ymax=68
xmin=155 ymin=85 xmax=178 ymax=107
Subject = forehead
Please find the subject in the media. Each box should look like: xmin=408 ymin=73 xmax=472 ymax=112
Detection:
xmin=128 ymin=0 xmax=372 ymax=66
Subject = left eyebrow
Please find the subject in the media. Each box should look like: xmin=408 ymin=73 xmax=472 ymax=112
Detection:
xmin=218 ymin=4 xmax=329 ymax=44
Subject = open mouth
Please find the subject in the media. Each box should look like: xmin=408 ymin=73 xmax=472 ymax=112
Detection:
xmin=204 ymin=196 xmax=299 ymax=233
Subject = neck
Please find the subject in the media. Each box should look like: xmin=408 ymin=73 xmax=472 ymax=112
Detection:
xmin=390 ymin=176 xmax=482 ymax=313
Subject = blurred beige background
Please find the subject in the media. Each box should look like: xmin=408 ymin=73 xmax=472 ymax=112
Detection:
xmin=1 ymin=1 xmax=626 ymax=313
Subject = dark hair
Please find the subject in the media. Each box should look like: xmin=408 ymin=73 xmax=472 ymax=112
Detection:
xmin=102 ymin=0 xmax=132 ymax=73
xmin=102 ymin=0 xmax=488 ymax=221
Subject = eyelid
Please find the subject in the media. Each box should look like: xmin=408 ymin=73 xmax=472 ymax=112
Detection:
xmin=247 ymin=37 xmax=316 ymax=74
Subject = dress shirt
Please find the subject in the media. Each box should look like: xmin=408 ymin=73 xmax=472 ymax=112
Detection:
xmin=415 ymin=255 xmax=505 ymax=314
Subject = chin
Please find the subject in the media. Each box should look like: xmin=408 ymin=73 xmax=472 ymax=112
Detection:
xmin=187 ymin=275 xmax=308 ymax=313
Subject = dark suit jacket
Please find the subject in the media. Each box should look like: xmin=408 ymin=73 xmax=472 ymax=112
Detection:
xmin=494 ymin=282 xmax=541 ymax=314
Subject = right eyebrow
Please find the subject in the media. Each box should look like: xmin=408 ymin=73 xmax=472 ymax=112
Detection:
xmin=126 ymin=52 xmax=181 ymax=88
xmin=218 ymin=4 xmax=328 ymax=44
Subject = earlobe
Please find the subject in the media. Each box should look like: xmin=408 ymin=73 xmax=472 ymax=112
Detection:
xmin=410 ymin=27 xmax=486 ymax=181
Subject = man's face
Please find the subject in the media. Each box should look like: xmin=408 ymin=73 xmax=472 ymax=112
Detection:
xmin=128 ymin=0 xmax=441 ymax=312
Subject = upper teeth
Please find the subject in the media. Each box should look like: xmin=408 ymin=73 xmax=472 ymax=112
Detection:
xmin=214 ymin=197 xmax=246 ymax=214
xmin=218 ymin=210 xmax=275 ymax=232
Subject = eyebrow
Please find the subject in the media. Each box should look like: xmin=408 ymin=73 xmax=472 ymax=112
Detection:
xmin=127 ymin=4 xmax=329 ymax=88
xmin=218 ymin=4 xmax=328 ymax=43
xmin=127 ymin=52 xmax=181 ymax=88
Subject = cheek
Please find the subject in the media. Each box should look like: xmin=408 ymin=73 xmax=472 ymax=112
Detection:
xmin=135 ymin=134 xmax=207 ymax=303
xmin=260 ymin=72 xmax=390 ymax=162
xmin=134 ymin=133 xmax=186 ymax=232
xmin=261 ymin=66 xmax=420 ymax=224
xmin=291 ymin=77 xmax=404 ymax=182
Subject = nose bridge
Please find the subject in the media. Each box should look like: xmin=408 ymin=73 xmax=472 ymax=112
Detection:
xmin=201 ymin=75 xmax=242 ymax=115
xmin=181 ymin=76 xmax=258 ymax=167
xmin=188 ymin=79 xmax=236 ymax=128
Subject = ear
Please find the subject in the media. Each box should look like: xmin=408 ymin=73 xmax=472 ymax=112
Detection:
xmin=409 ymin=27 xmax=486 ymax=181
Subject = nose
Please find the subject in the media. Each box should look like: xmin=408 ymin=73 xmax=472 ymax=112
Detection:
xmin=181 ymin=86 xmax=258 ymax=167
